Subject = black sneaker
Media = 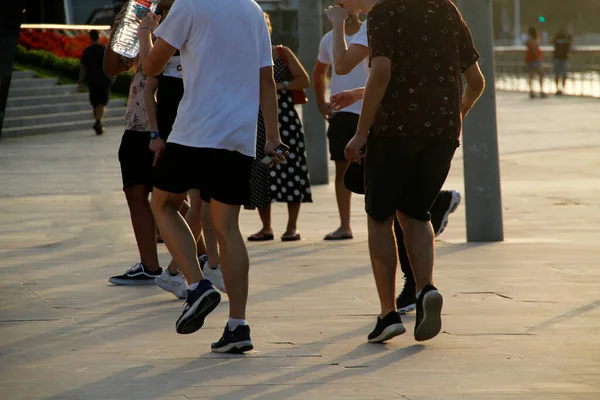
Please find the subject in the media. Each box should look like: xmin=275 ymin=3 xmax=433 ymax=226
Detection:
xmin=93 ymin=120 xmax=105 ymax=135
xmin=211 ymin=324 xmax=254 ymax=353
xmin=396 ymin=281 xmax=416 ymax=314
xmin=367 ymin=311 xmax=406 ymax=343
xmin=176 ymin=280 xmax=221 ymax=335
xmin=414 ymin=284 xmax=443 ymax=342
xmin=430 ymin=190 xmax=461 ymax=237
xmin=108 ymin=263 xmax=162 ymax=285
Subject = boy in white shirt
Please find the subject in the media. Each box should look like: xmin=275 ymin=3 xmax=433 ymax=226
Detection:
xmin=138 ymin=0 xmax=284 ymax=353
xmin=313 ymin=10 xmax=367 ymax=241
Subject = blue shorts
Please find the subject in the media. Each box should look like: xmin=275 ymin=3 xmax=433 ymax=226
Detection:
xmin=527 ymin=60 xmax=542 ymax=70
xmin=553 ymin=59 xmax=569 ymax=76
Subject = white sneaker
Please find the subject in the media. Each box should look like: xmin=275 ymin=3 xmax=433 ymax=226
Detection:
xmin=155 ymin=269 xmax=188 ymax=299
xmin=203 ymin=263 xmax=226 ymax=293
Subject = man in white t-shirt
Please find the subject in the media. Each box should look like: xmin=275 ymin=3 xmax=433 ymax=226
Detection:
xmin=313 ymin=11 xmax=367 ymax=241
xmin=138 ymin=0 xmax=284 ymax=354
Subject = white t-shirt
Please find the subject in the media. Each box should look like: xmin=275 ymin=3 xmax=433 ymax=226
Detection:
xmin=154 ymin=0 xmax=272 ymax=157
xmin=349 ymin=21 xmax=370 ymax=74
xmin=318 ymin=29 xmax=368 ymax=115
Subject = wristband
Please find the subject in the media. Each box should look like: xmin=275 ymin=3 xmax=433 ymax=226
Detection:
xmin=139 ymin=26 xmax=153 ymax=33
xmin=150 ymin=131 xmax=161 ymax=139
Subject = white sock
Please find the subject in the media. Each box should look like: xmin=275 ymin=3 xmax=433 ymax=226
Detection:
xmin=227 ymin=318 xmax=247 ymax=331
xmin=189 ymin=282 xmax=199 ymax=291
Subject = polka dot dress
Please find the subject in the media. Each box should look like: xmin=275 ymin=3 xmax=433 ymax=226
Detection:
xmin=245 ymin=56 xmax=312 ymax=209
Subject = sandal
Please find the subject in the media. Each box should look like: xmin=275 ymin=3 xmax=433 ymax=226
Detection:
xmin=324 ymin=231 xmax=353 ymax=241
xmin=247 ymin=232 xmax=274 ymax=242
xmin=281 ymin=232 xmax=301 ymax=242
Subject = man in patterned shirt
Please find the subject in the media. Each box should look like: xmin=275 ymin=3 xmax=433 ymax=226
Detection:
xmin=330 ymin=0 xmax=485 ymax=343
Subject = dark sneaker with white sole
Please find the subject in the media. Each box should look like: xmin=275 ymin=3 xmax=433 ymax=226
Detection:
xmin=176 ymin=279 xmax=221 ymax=335
xmin=414 ymin=284 xmax=443 ymax=342
xmin=431 ymin=190 xmax=461 ymax=237
xmin=368 ymin=311 xmax=406 ymax=343
xmin=396 ymin=281 xmax=416 ymax=314
xmin=108 ymin=263 xmax=162 ymax=285
xmin=211 ymin=324 xmax=254 ymax=354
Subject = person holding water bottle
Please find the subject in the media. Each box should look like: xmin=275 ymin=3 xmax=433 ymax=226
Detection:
xmin=103 ymin=1 xmax=163 ymax=286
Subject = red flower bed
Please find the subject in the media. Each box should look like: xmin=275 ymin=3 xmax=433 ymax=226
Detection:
xmin=19 ymin=29 xmax=109 ymax=59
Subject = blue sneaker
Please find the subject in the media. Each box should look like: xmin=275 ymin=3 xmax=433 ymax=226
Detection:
xmin=175 ymin=280 xmax=221 ymax=335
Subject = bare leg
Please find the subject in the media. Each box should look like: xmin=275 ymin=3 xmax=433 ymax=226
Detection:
xmin=93 ymin=105 xmax=106 ymax=122
xmin=285 ymin=202 xmax=301 ymax=235
xmin=124 ymin=184 xmax=160 ymax=271
xmin=166 ymin=191 xmax=203 ymax=274
xmin=201 ymin=200 xmax=220 ymax=267
xmin=254 ymin=204 xmax=273 ymax=235
xmin=396 ymin=211 xmax=435 ymax=293
xmin=333 ymin=160 xmax=352 ymax=235
xmin=528 ymin=70 xmax=535 ymax=95
xmin=367 ymin=215 xmax=397 ymax=317
xmin=210 ymin=200 xmax=248 ymax=319
xmin=151 ymin=188 xmax=205 ymax=284
xmin=538 ymin=68 xmax=545 ymax=95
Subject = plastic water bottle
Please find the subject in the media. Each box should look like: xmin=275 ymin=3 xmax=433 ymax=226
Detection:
xmin=110 ymin=0 xmax=159 ymax=58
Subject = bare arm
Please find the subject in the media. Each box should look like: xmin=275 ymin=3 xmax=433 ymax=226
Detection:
xmin=279 ymin=47 xmax=310 ymax=90
xmin=259 ymin=66 xmax=280 ymax=143
xmin=77 ymin=64 xmax=86 ymax=90
xmin=142 ymin=37 xmax=176 ymax=78
xmin=355 ymin=57 xmax=391 ymax=136
xmin=312 ymin=60 xmax=332 ymax=119
xmin=461 ymin=62 xmax=485 ymax=118
xmin=331 ymin=24 xmax=369 ymax=75
xmin=144 ymin=76 xmax=160 ymax=132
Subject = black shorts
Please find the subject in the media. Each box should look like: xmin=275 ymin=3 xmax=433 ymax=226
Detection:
xmin=118 ymin=130 xmax=154 ymax=190
xmin=327 ymin=112 xmax=359 ymax=161
xmin=365 ymin=135 xmax=458 ymax=222
xmin=154 ymin=143 xmax=253 ymax=205
xmin=89 ymin=83 xmax=110 ymax=106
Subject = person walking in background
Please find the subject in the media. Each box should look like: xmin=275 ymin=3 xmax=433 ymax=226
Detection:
xmin=312 ymin=9 xmax=366 ymax=241
xmin=526 ymin=26 xmax=547 ymax=99
xmin=553 ymin=24 xmax=573 ymax=96
xmin=246 ymin=12 xmax=312 ymax=243
xmin=79 ymin=29 xmax=112 ymax=135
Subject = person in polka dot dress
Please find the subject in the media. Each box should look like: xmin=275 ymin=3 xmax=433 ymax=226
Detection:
xmin=246 ymin=13 xmax=312 ymax=242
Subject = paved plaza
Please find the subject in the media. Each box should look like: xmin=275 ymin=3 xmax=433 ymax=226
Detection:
xmin=1 ymin=92 xmax=600 ymax=399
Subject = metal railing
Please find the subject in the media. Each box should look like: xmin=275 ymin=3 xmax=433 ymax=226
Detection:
xmin=494 ymin=46 xmax=600 ymax=98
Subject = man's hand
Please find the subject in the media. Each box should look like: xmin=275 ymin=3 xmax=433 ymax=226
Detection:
xmin=149 ymin=138 xmax=166 ymax=166
xmin=324 ymin=6 xmax=348 ymax=25
xmin=331 ymin=89 xmax=359 ymax=111
xmin=318 ymin=102 xmax=333 ymax=121
xmin=344 ymin=133 xmax=368 ymax=163
xmin=264 ymin=139 xmax=288 ymax=167
xmin=138 ymin=11 xmax=161 ymax=34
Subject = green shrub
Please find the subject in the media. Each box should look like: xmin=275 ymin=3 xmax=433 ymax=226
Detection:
xmin=15 ymin=45 xmax=133 ymax=97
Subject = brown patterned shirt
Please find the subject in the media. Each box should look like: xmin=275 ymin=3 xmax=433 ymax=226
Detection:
xmin=367 ymin=0 xmax=480 ymax=141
